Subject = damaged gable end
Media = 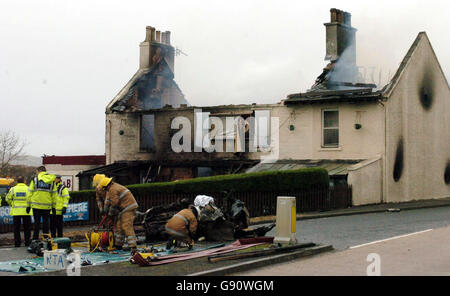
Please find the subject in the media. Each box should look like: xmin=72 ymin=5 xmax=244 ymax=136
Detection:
xmin=106 ymin=26 xmax=189 ymax=113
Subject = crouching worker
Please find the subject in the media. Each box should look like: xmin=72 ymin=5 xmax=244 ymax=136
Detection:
xmin=165 ymin=205 xmax=199 ymax=249
xmin=50 ymin=175 xmax=70 ymax=238
xmin=98 ymin=177 xmax=138 ymax=253
xmin=6 ymin=176 xmax=32 ymax=247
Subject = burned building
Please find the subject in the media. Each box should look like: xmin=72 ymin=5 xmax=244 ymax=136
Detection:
xmin=108 ymin=26 xmax=188 ymax=113
xmin=312 ymin=9 xmax=368 ymax=90
xmin=79 ymin=9 xmax=450 ymax=207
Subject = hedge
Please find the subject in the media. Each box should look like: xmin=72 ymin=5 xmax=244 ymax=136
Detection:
xmin=70 ymin=168 xmax=329 ymax=199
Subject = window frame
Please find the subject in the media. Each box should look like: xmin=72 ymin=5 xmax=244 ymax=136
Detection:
xmin=322 ymin=109 xmax=339 ymax=148
xmin=139 ymin=113 xmax=156 ymax=152
xmin=254 ymin=109 xmax=271 ymax=151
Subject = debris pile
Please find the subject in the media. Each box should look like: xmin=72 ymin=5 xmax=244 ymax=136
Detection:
xmin=138 ymin=194 xmax=275 ymax=243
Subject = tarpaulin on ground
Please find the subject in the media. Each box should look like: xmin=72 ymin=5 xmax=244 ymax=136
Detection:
xmin=0 ymin=249 xmax=131 ymax=274
xmin=0 ymin=243 xmax=228 ymax=274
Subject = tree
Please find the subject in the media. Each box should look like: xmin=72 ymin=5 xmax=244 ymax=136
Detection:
xmin=0 ymin=130 xmax=27 ymax=176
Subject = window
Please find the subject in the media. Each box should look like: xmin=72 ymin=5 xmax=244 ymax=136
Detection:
xmin=140 ymin=114 xmax=155 ymax=152
xmin=197 ymin=167 xmax=213 ymax=177
xmin=255 ymin=110 xmax=271 ymax=150
xmin=194 ymin=110 xmax=210 ymax=152
xmin=322 ymin=109 xmax=339 ymax=147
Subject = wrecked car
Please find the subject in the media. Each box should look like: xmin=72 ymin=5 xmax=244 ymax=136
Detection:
xmin=136 ymin=194 xmax=274 ymax=243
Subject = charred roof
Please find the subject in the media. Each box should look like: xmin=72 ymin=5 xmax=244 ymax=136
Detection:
xmin=285 ymin=88 xmax=384 ymax=105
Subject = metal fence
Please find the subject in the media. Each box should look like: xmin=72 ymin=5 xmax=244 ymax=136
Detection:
xmin=0 ymin=185 xmax=352 ymax=233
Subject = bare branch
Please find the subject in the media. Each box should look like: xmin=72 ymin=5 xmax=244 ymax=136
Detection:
xmin=0 ymin=130 xmax=28 ymax=176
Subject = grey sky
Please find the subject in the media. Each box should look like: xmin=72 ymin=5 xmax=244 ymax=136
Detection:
xmin=1 ymin=0 xmax=448 ymax=157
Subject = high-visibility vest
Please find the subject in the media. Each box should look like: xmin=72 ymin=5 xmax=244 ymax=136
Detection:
xmin=52 ymin=182 xmax=70 ymax=215
xmin=6 ymin=183 xmax=32 ymax=216
xmin=29 ymin=172 xmax=56 ymax=210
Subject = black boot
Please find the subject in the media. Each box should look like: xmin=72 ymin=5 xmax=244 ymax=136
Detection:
xmin=166 ymin=239 xmax=175 ymax=250
xmin=130 ymin=247 xmax=137 ymax=255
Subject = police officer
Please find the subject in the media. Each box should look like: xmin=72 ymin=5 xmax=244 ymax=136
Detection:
xmin=50 ymin=175 xmax=70 ymax=238
xmin=5 ymin=176 xmax=32 ymax=247
xmin=29 ymin=166 xmax=56 ymax=240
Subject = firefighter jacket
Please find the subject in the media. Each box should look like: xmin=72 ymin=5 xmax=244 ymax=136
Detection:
xmin=52 ymin=182 xmax=70 ymax=215
xmin=6 ymin=183 xmax=32 ymax=216
xmin=96 ymin=185 xmax=106 ymax=212
xmin=104 ymin=182 xmax=138 ymax=218
xmin=165 ymin=208 xmax=198 ymax=238
xmin=29 ymin=172 xmax=56 ymax=210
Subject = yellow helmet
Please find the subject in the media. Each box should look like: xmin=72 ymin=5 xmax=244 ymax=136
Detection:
xmin=99 ymin=177 xmax=113 ymax=189
xmin=92 ymin=174 xmax=106 ymax=187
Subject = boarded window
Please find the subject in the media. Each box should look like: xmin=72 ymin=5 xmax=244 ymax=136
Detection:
xmin=140 ymin=114 xmax=155 ymax=151
xmin=322 ymin=110 xmax=339 ymax=147
xmin=197 ymin=167 xmax=213 ymax=177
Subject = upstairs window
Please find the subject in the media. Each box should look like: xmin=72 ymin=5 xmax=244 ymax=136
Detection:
xmin=255 ymin=110 xmax=271 ymax=150
xmin=140 ymin=114 xmax=155 ymax=152
xmin=322 ymin=109 xmax=339 ymax=147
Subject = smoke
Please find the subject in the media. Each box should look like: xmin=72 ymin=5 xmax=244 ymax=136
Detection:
xmin=327 ymin=42 xmax=358 ymax=87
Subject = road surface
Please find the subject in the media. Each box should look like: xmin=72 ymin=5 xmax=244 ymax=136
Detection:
xmin=264 ymin=206 xmax=450 ymax=250
xmin=0 ymin=206 xmax=448 ymax=275
xmin=237 ymin=206 xmax=450 ymax=275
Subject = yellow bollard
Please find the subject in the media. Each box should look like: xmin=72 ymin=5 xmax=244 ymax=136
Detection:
xmin=274 ymin=196 xmax=298 ymax=246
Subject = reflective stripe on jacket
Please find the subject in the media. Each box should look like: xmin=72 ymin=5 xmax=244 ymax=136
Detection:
xmin=165 ymin=208 xmax=198 ymax=238
xmin=6 ymin=183 xmax=32 ymax=216
xmin=96 ymin=186 xmax=106 ymax=212
xmin=52 ymin=182 xmax=70 ymax=215
xmin=29 ymin=172 xmax=56 ymax=210
xmin=104 ymin=182 xmax=138 ymax=217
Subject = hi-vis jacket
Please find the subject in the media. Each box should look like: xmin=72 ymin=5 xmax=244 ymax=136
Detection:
xmin=29 ymin=172 xmax=56 ymax=210
xmin=6 ymin=183 xmax=32 ymax=216
xmin=52 ymin=182 xmax=70 ymax=215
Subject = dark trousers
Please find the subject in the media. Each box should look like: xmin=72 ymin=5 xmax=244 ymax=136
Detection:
xmin=50 ymin=214 xmax=63 ymax=238
xmin=32 ymin=209 xmax=51 ymax=240
xmin=13 ymin=216 xmax=31 ymax=246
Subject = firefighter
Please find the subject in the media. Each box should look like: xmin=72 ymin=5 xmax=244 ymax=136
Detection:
xmin=5 ymin=176 xmax=32 ymax=247
xmin=165 ymin=205 xmax=199 ymax=249
xmin=50 ymin=175 xmax=70 ymax=238
xmin=29 ymin=166 xmax=56 ymax=240
xmin=98 ymin=177 xmax=138 ymax=253
xmin=92 ymin=174 xmax=106 ymax=215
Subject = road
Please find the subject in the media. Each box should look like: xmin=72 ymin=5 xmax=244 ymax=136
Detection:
xmin=263 ymin=206 xmax=450 ymax=250
xmin=237 ymin=206 xmax=450 ymax=275
xmin=0 ymin=206 xmax=449 ymax=275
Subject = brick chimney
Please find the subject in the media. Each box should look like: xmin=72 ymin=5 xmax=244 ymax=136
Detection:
xmin=324 ymin=8 xmax=357 ymax=64
xmin=139 ymin=26 xmax=175 ymax=72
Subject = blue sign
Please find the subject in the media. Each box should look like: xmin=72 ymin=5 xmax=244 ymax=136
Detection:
xmin=0 ymin=207 xmax=14 ymax=224
xmin=0 ymin=202 xmax=89 ymax=224
xmin=63 ymin=202 xmax=89 ymax=221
